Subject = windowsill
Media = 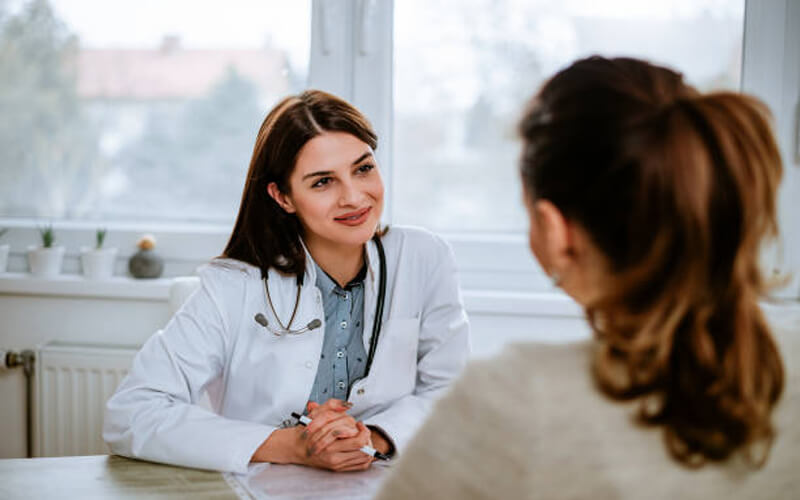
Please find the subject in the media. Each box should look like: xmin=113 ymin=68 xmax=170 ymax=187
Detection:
xmin=0 ymin=270 xmax=582 ymax=316
xmin=1 ymin=272 xmax=797 ymax=325
xmin=0 ymin=272 xmax=172 ymax=301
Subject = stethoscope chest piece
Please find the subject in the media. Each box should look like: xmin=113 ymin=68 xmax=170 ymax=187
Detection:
xmin=254 ymin=311 xmax=322 ymax=336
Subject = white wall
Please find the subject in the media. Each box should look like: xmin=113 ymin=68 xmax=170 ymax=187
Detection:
xmin=0 ymin=277 xmax=172 ymax=458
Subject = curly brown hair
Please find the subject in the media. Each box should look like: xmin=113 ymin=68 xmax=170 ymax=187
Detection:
xmin=519 ymin=56 xmax=784 ymax=467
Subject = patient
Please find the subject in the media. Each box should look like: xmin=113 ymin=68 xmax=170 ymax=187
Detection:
xmin=375 ymin=56 xmax=799 ymax=499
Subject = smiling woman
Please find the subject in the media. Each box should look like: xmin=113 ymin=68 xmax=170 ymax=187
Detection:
xmin=102 ymin=89 xmax=471 ymax=474
xmin=223 ymin=91 xmax=380 ymax=279
xmin=267 ymin=131 xmax=385 ymax=284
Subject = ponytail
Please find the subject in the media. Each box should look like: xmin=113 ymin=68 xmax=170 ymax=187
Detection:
xmin=519 ymin=57 xmax=785 ymax=467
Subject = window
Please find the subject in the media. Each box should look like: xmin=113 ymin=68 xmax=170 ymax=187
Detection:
xmin=0 ymin=0 xmax=310 ymax=224
xmin=1 ymin=0 xmax=797 ymax=298
xmin=393 ymin=0 xmax=744 ymax=233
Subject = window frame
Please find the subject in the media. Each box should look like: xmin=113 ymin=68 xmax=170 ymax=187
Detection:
xmin=741 ymin=0 xmax=800 ymax=299
xmin=1 ymin=0 xmax=797 ymax=300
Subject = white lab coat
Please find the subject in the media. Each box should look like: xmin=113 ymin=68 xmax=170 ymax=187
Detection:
xmin=103 ymin=226 xmax=470 ymax=473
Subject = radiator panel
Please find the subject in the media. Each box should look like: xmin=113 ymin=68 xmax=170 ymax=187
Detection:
xmin=36 ymin=342 xmax=137 ymax=457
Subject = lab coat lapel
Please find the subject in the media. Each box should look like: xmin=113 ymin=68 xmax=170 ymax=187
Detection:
xmin=362 ymin=238 xmax=381 ymax=354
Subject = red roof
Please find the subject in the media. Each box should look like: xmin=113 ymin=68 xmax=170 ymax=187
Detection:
xmin=76 ymin=46 xmax=289 ymax=99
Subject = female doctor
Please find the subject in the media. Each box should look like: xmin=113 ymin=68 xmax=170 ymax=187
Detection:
xmin=103 ymin=90 xmax=470 ymax=473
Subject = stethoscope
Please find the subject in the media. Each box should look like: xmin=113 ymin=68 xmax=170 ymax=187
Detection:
xmin=254 ymin=234 xmax=387 ymax=378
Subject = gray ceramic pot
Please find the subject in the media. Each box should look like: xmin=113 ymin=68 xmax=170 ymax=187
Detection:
xmin=128 ymin=248 xmax=164 ymax=279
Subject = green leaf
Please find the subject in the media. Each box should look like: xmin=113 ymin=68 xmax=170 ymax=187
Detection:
xmin=39 ymin=224 xmax=54 ymax=248
xmin=96 ymin=228 xmax=106 ymax=249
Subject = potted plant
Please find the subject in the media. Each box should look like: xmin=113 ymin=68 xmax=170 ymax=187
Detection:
xmin=0 ymin=228 xmax=9 ymax=273
xmin=81 ymin=228 xmax=118 ymax=280
xmin=27 ymin=224 xmax=65 ymax=277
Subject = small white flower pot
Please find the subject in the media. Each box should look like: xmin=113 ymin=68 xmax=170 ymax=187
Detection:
xmin=27 ymin=246 xmax=65 ymax=278
xmin=81 ymin=247 xmax=118 ymax=280
xmin=0 ymin=244 xmax=9 ymax=273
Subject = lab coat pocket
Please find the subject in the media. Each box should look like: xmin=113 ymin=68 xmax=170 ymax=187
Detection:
xmin=373 ymin=317 xmax=420 ymax=400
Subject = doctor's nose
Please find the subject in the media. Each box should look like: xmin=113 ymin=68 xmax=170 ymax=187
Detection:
xmin=338 ymin=180 xmax=363 ymax=207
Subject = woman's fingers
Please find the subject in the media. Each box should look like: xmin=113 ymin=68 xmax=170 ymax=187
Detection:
xmin=307 ymin=398 xmax=352 ymax=419
xmin=306 ymin=411 xmax=356 ymax=438
xmin=356 ymin=421 xmax=370 ymax=441
xmin=307 ymin=449 xmax=370 ymax=472
xmin=306 ymin=414 xmax=359 ymax=450
xmin=308 ymin=398 xmax=351 ymax=412
xmin=306 ymin=410 xmax=347 ymax=436
xmin=302 ymin=425 xmax=374 ymax=471
xmin=316 ymin=422 xmax=372 ymax=455
xmin=332 ymin=453 xmax=373 ymax=471
xmin=308 ymin=421 xmax=361 ymax=455
xmin=322 ymin=450 xmax=373 ymax=471
xmin=301 ymin=399 xmax=362 ymax=456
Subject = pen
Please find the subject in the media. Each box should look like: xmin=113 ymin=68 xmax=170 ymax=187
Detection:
xmin=290 ymin=412 xmax=389 ymax=461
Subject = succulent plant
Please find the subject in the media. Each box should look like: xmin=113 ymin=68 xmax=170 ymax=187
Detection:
xmin=39 ymin=225 xmax=55 ymax=248
xmin=96 ymin=228 xmax=107 ymax=249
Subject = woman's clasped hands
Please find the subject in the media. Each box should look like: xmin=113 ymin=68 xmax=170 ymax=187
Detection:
xmin=297 ymin=399 xmax=375 ymax=471
xmin=251 ymin=398 xmax=386 ymax=471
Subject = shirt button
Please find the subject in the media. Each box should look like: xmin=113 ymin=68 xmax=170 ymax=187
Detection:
xmin=340 ymin=320 xmax=348 ymax=329
xmin=337 ymin=381 xmax=346 ymax=390
xmin=305 ymin=361 xmax=312 ymax=369
xmin=357 ymin=388 xmax=365 ymax=395
xmin=336 ymin=350 xmax=345 ymax=358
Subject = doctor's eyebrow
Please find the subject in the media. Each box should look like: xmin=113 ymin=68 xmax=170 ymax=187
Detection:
xmin=350 ymin=151 xmax=373 ymax=166
xmin=302 ymin=170 xmax=333 ymax=181
xmin=301 ymin=151 xmax=374 ymax=180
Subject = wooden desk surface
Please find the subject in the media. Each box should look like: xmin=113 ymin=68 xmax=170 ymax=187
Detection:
xmin=0 ymin=455 xmax=238 ymax=500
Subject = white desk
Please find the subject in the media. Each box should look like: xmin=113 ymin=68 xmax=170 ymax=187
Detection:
xmin=0 ymin=455 xmax=389 ymax=500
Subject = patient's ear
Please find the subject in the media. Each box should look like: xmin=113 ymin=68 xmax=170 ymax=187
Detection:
xmin=534 ymin=200 xmax=573 ymax=277
xmin=267 ymin=182 xmax=296 ymax=214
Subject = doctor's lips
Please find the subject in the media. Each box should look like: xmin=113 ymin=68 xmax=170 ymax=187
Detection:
xmin=334 ymin=207 xmax=371 ymax=226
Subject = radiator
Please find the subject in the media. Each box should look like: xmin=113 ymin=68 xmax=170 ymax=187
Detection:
xmin=35 ymin=341 xmax=137 ymax=457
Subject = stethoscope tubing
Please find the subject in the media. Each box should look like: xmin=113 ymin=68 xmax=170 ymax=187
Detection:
xmin=362 ymin=234 xmax=386 ymax=379
xmin=255 ymin=234 xmax=387 ymax=381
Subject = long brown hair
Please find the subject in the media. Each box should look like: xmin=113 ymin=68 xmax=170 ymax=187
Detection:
xmin=519 ymin=56 xmax=784 ymax=467
xmin=222 ymin=90 xmax=377 ymax=278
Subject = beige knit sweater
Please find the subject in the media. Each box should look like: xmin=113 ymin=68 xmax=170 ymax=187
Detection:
xmin=375 ymin=316 xmax=799 ymax=500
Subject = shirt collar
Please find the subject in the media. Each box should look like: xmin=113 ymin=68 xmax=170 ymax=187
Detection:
xmin=301 ymin=235 xmax=380 ymax=288
xmin=314 ymin=260 xmax=366 ymax=294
